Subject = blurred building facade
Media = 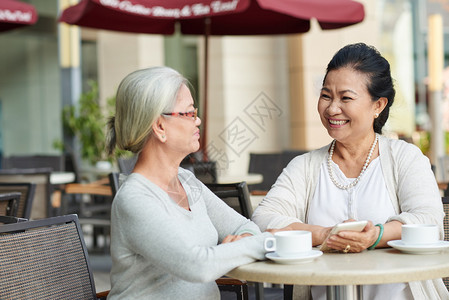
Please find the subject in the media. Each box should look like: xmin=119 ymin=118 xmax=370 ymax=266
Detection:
xmin=0 ymin=0 xmax=444 ymax=175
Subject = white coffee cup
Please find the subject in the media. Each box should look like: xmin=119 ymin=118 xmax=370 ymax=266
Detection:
xmin=264 ymin=230 xmax=312 ymax=257
xmin=401 ymin=224 xmax=439 ymax=245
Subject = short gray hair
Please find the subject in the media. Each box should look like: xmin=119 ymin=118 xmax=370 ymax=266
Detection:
xmin=106 ymin=66 xmax=188 ymax=155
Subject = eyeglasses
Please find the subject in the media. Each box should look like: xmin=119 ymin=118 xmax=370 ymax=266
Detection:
xmin=162 ymin=108 xmax=198 ymax=121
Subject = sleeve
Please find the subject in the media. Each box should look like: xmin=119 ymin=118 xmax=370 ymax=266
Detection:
xmin=251 ymin=155 xmax=310 ymax=231
xmin=387 ymin=142 xmax=445 ymax=238
xmin=113 ymin=184 xmax=271 ymax=283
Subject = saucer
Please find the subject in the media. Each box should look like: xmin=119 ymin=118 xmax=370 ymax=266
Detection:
xmin=265 ymin=250 xmax=323 ymax=264
xmin=387 ymin=240 xmax=449 ymax=254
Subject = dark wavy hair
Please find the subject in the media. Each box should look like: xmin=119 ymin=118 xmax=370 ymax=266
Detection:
xmin=323 ymin=43 xmax=395 ymax=134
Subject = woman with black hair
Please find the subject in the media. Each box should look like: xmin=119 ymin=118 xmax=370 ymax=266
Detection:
xmin=253 ymin=43 xmax=447 ymax=299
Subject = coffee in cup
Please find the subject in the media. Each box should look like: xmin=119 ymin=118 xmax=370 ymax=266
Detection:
xmin=401 ymin=224 xmax=439 ymax=245
xmin=264 ymin=230 xmax=312 ymax=257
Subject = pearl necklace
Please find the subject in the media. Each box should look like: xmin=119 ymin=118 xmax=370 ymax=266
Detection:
xmin=328 ymin=135 xmax=378 ymax=190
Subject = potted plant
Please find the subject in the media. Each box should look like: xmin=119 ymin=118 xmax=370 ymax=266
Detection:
xmin=54 ymin=81 xmax=113 ymax=169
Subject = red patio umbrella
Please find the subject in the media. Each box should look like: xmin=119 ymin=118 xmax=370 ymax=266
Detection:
xmin=0 ymin=0 xmax=38 ymax=32
xmin=59 ymin=0 xmax=365 ymax=157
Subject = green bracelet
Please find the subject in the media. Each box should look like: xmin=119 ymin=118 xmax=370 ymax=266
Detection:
xmin=368 ymin=224 xmax=384 ymax=250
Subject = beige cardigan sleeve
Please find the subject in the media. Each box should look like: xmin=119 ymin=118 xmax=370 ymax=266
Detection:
xmin=381 ymin=137 xmax=445 ymax=238
xmin=252 ymin=146 xmax=327 ymax=230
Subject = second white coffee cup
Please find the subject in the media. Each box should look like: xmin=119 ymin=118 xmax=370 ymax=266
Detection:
xmin=401 ymin=224 xmax=439 ymax=245
xmin=264 ymin=230 xmax=312 ymax=257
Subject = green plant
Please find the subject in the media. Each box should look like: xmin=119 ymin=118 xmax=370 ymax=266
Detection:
xmin=54 ymin=81 xmax=132 ymax=165
xmin=60 ymin=81 xmax=109 ymax=165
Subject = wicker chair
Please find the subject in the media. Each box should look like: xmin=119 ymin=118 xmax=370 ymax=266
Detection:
xmin=0 ymin=214 xmax=109 ymax=299
xmin=0 ymin=192 xmax=28 ymax=223
xmin=0 ymin=168 xmax=52 ymax=219
xmin=0 ymin=182 xmax=35 ymax=218
xmin=0 ymin=215 xmax=27 ymax=224
xmin=0 ymin=192 xmax=21 ymax=217
xmin=443 ymin=197 xmax=449 ymax=290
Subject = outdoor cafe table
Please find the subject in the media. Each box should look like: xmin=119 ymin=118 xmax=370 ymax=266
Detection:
xmin=226 ymin=248 xmax=449 ymax=300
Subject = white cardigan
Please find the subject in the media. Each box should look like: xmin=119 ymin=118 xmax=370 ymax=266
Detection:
xmin=252 ymin=134 xmax=448 ymax=299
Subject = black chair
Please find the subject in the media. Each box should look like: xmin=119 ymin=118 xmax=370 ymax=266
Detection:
xmin=439 ymin=197 xmax=449 ymax=290
xmin=0 ymin=168 xmax=52 ymax=219
xmin=0 ymin=192 xmax=21 ymax=217
xmin=0 ymin=193 xmax=28 ymax=224
xmin=0 ymin=182 xmax=35 ymax=218
xmin=2 ymin=155 xmax=64 ymax=171
xmin=206 ymin=182 xmax=266 ymax=299
xmin=117 ymin=155 xmax=137 ymax=174
xmin=281 ymin=150 xmax=308 ymax=167
xmin=108 ymin=172 xmax=120 ymax=197
xmin=248 ymin=151 xmax=307 ymax=192
xmin=0 ymin=214 xmax=109 ymax=299
xmin=61 ymin=182 xmax=113 ymax=253
xmin=248 ymin=153 xmax=283 ymax=192
xmin=182 ymin=161 xmax=217 ymax=184
xmin=118 ymin=154 xmax=217 ymax=184
xmin=64 ymin=152 xmax=82 ymax=183
xmin=0 ymin=215 xmax=27 ymax=224
xmin=206 ymin=182 xmax=253 ymax=218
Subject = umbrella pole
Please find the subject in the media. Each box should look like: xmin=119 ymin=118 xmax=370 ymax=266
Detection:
xmin=201 ymin=17 xmax=211 ymax=161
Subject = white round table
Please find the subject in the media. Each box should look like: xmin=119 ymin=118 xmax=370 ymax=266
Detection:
xmin=227 ymin=248 xmax=449 ymax=300
xmin=50 ymin=172 xmax=76 ymax=185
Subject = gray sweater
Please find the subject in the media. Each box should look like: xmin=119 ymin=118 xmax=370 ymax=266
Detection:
xmin=252 ymin=135 xmax=448 ymax=299
xmin=107 ymin=169 xmax=271 ymax=300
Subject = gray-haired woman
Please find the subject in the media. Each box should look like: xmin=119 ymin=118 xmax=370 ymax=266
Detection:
xmin=105 ymin=66 xmax=271 ymax=299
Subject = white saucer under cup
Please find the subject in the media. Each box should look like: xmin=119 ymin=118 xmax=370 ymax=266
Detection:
xmin=265 ymin=250 xmax=323 ymax=264
xmin=387 ymin=240 xmax=449 ymax=254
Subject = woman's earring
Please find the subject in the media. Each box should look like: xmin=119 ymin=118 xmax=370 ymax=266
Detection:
xmin=374 ymin=113 xmax=379 ymax=118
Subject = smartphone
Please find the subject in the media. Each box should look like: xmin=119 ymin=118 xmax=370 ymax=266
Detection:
xmin=319 ymin=220 xmax=368 ymax=252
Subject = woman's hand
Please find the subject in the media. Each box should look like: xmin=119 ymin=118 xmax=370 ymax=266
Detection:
xmin=265 ymin=225 xmax=294 ymax=235
xmin=325 ymin=221 xmax=379 ymax=252
xmin=221 ymin=233 xmax=252 ymax=244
